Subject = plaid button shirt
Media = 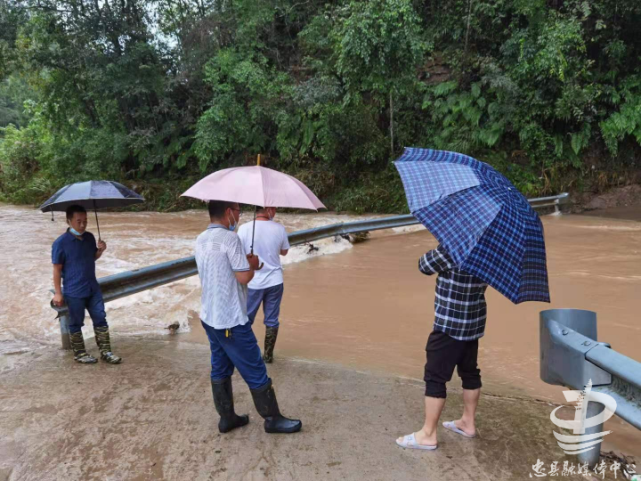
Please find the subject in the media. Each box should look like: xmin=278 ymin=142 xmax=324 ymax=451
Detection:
xmin=419 ymin=245 xmax=488 ymax=341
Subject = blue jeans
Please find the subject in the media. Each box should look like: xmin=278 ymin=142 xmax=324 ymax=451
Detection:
xmin=64 ymin=290 xmax=109 ymax=335
xmin=247 ymin=284 xmax=284 ymax=328
xmin=201 ymin=321 xmax=270 ymax=390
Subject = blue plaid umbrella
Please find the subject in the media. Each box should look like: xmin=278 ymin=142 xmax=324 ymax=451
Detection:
xmin=394 ymin=148 xmax=550 ymax=304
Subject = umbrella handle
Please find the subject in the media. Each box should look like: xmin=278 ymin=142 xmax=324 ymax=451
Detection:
xmin=251 ymin=153 xmax=261 ymax=255
xmin=93 ymin=200 xmax=101 ymax=242
xmin=249 ymin=204 xmax=263 ymax=270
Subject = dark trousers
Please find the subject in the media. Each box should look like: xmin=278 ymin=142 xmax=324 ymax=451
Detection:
xmin=64 ymin=291 xmax=109 ymax=335
xmin=201 ymin=321 xmax=270 ymax=390
xmin=424 ymin=330 xmax=482 ymax=398
xmin=247 ymin=284 xmax=284 ymax=328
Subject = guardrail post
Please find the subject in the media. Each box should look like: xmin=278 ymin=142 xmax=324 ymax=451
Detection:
xmin=59 ymin=314 xmax=71 ymax=350
xmin=579 ymin=401 xmax=605 ymax=467
xmin=540 ymin=309 xmax=610 ymax=468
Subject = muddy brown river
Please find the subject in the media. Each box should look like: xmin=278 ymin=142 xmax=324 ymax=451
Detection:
xmin=0 ymin=204 xmax=639 ymax=456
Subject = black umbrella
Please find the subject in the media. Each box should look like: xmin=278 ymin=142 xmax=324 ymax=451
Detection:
xmin=40 ymin=180 xmax=144 ymax=240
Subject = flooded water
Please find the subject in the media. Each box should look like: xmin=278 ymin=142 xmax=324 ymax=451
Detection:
xmin=0 ymin=206 xmax=385 ymax=353
xmin=1 ymin=203 xmax=640 ymax=455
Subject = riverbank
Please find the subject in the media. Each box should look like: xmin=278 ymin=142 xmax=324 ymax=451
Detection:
xmin=2 ymin=169 xmax=640 ymax=216
xmin=0 ymin=337 xmax=600 ymax=481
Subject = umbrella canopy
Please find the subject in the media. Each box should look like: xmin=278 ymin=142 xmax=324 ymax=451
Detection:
xmin=394 ymin=147 xmax=550 ymax=304
xmin=40 ymin=180 xmax=144 ymax=241
xmin=181 ymin=166 xmax=325 ymax=210
xmin=40 ymin=180 xmax=144 ymax=212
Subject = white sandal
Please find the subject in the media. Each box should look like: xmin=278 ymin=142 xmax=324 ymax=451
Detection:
xmin=395 ymin=433 xmax=438 ymax=450
xmin=442 ymin=421 xmax=476 ymax=438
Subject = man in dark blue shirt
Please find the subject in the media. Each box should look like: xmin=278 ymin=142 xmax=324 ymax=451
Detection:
xmin=52 ymin=205 xmax=122 ymax=364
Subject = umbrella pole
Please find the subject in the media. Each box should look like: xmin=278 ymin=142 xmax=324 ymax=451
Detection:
xmin=93 ymin=200 xmax=101 ymax=241
xmin=250 ymin=206 xmax=257 ymax=255
xmin=250 ymin=154 xmax=260 ymax=255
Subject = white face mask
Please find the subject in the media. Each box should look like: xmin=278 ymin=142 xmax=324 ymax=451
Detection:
xmin=69 ymin=227 xmax=82 ymax=236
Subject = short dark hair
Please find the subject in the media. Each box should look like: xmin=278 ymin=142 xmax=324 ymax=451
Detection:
xmin=208 ymin=200 xmax=237 ymax=219
xmin=66 ymin=204 xmax=87 ymax=220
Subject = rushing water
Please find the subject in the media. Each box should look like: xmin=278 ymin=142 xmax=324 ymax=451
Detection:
xmin=1 ymin=204 xmax=640 ymax=455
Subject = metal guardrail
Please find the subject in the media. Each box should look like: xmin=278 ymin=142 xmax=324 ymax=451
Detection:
xmin=528 ymin=192 xmax=570 ymax=212
xmin=288 ymin=214 xmax=418 ymax=245
xmin=289 ymin=192 xmax=569 ymax=245
xmin=52 ymin=192 xmax=570 ymax=348
xmin=540 ymin=309 xmax=641 ymax=467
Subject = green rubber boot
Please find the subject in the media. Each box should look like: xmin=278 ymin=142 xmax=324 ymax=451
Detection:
xmin=69 ymin=331 xmax=97 ymax=364
xmin=94 ymin=326 xmax=122 ymax=364
xmin=263 ymin=327 xmax=279 ymax=363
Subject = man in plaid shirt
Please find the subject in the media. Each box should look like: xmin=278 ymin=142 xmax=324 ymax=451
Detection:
xmin=397 ymin=244 xmax=488 ymax=450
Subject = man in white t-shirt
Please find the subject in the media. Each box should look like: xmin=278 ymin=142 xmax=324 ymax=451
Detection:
xmin=238 ymin=207 xmax=289 ymax=363
xmin=195 ymin=200 xmax=301 ymax=435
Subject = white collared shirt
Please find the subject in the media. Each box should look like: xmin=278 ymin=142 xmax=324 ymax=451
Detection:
xmin=195 ymin=224 xmax=250 ymax=329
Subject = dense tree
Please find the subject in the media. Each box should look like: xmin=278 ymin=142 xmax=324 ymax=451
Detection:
xmin=1 ymin=0 xmax=641 ymax=211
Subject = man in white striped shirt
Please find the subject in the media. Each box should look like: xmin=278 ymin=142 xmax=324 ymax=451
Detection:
xmin=196 ymin=200 xmax=301 ymax=435
xmin=396 ymin=245 xmax=488 ymax=451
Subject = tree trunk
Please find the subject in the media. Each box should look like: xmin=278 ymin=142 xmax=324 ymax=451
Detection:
xmin=390 ymin=90 xmax=394 ymax=156
xmin=464 ymin=0 xmax=473 ymax=54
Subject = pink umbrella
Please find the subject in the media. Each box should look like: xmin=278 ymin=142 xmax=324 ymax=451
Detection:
xmin=182 ymin=165 xmax=326 ymax=255
xmin=181 ymin=165 xmax=325 ymax=210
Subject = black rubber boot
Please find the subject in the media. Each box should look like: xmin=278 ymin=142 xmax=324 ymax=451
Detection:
xmin=263 ymin=327 xmax=279 ymax=363
xmin=250 ymin=379 xmax=302 ymax=434
xmin=211 ymin=377 xmax=249 ymax=433
xmin=94 ymin=326 xmax=122 ymax=364
xmin=69 ymin=331 xmax=97 ymax=364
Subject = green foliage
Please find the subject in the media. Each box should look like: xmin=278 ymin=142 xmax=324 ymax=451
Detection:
xmin=0 ymin=121 xmax=53 ymax=203
xmin=600 ymin=76 xmax=641 ymax=156
xmin=0 ymin=0 xmax=28 ymax=79
xmin=0 ymin=75 xmax=34 ymax=129
xmin=331 ymin=0 xmax=427 ymax=95
xmin=195 ymin=48 xmax=287 ymax=170
xmin=329 ymin=165 xmax=409 ymax=214
xmin=2 ymin=0 xmax=641 ymax=211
